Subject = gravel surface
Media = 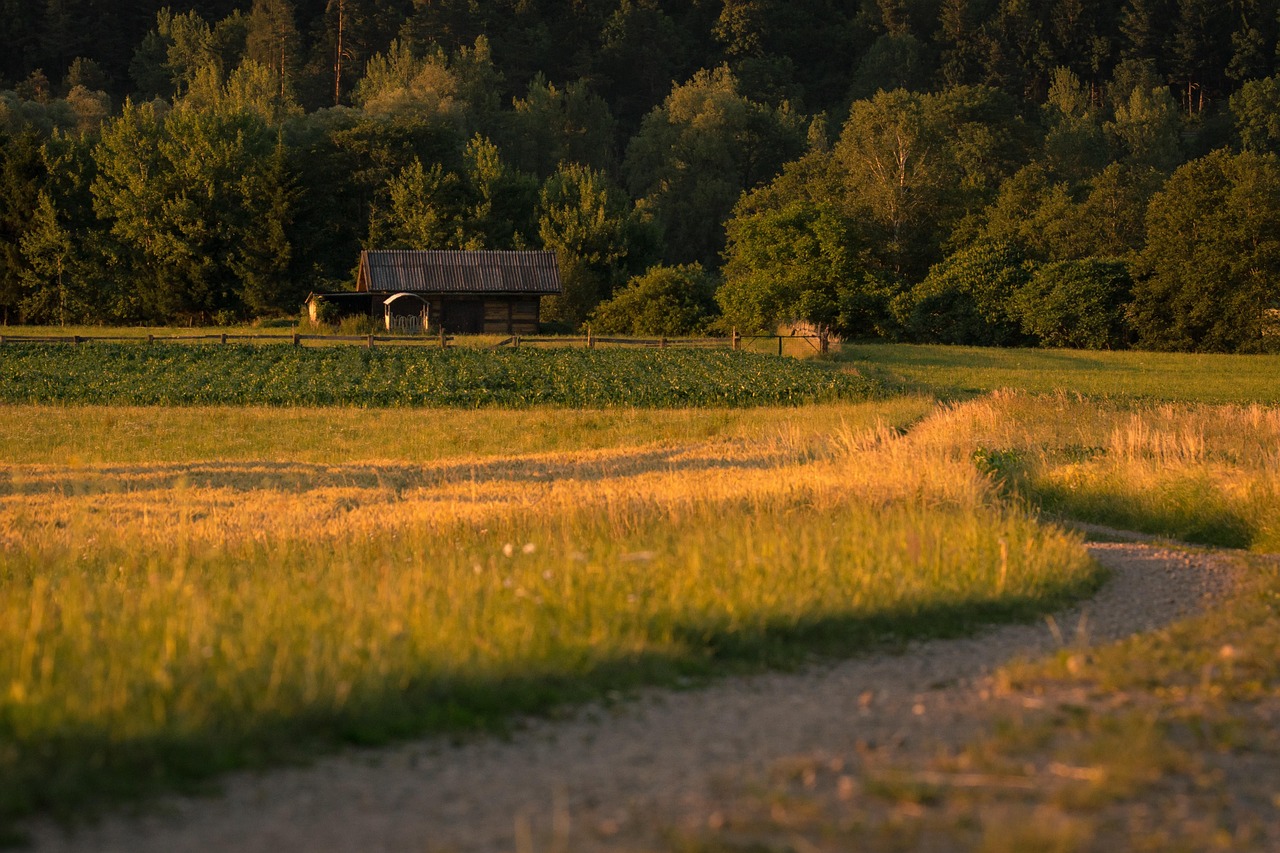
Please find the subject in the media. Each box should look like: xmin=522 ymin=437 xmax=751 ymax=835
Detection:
xmin=28 ymin=534 xmax=1237 ymax=853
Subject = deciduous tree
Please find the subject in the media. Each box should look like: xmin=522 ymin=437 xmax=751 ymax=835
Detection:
xmin=1131 ymin=149 xmax=1280 ymax=351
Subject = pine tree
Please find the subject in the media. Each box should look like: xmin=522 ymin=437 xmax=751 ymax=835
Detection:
xmin=246 ymin=0 xmax=301 ymax=102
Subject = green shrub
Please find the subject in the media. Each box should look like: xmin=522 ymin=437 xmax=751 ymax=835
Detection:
xmin=902 ymin=241 xmax=1035 ymax=346
xmin=592 ymin=264 xmax=718 ymax=336
xmin=1010 ymin=259 xmax=1134 ymax=349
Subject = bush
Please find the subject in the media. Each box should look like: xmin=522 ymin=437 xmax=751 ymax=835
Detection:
xmin=1010 ymin=259 xmax=1134 ymax=349
xmin=591 ymin=264 xmax=718 ymax=336
xmin=902 ymin=241 xmax=1034 ymax=346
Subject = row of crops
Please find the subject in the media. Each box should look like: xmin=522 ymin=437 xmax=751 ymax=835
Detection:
xmin=0 ymin=344 xmax=881 ymax=407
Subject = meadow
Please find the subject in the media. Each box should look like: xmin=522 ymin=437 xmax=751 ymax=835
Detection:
xmin=3 ymin=341 xmax=1280 ymax=848
xmin=840 ymin=343 xmax=1280 ymax=404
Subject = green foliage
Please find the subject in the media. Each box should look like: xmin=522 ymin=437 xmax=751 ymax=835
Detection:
xmin=1131 ymin=149 xmax=1280 ymax=352
xmin=1231 ymin=75 xmax=1280 ymax=153
xmin=719 ymin=198 xmax=899 ymax=337
xmin=849 ymin=33 xmax=933 ymax=100
xmin=1105 ymin=81 xmax=1183 ymax=171
xmin=244 ymin=0 xmax=301 ymax=104
xmin=1010 ymin=259 xmax=1135 ymax=349
xmin=0 ymin=128 xmax=45 ymax=322
xmin=979 ymin=163 xmax=1162 ymax=263
xmin=537 ymin=163 xmax=648 ymax=329
xmin=91 ymin=94 xmax=296 ymax=321
xmin=833 ymin=86 xmax=1030 ymax=281
xmin=2 ymin=0 xmax=1280 ymax=349
xmin=502 ymin=75 xmax=618 ymax=178
xmin=903 ymin=241 xmax=1034 ymax=346
xmin=368 ymin=158 xmax=472 ymax=249
xmin=353 ymin=37 xmax=500 ymax=138
xmin=623 ymin=66 xmax=806 ymax=268
xmin=591 ymin=264 xmax=718 ymax=336
xmin=0 ymin=345 xmax=881 ymax=408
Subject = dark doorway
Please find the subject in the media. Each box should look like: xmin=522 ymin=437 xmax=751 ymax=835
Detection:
xmin=442 ymin=300 xmax=484 ymax=333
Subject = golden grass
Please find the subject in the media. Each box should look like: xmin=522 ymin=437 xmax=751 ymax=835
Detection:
xmin=910 ymin=392 xmax=1280 ymax=550
xmin=0 ymin=398 xmax=933 ymax=465
xmin=0 ymin=399 xmax=1100 ymax=824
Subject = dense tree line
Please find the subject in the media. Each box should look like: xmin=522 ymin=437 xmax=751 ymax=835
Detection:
xmin=2 ymin=0 xmax=1280 ymax=350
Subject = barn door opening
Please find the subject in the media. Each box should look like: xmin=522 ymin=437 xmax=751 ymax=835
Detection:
xmin=443 ymin=300 xmax=485 ymax=333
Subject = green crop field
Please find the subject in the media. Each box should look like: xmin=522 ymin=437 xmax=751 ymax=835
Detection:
xmin=0 ymin=344 xmax=875 ymax=408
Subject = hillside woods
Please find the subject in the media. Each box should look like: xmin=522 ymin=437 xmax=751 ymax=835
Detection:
xmin=3 ymin=0 xmax=1280 ymax=352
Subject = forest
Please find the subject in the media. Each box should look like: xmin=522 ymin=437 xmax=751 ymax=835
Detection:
xmin=2 ymin=0 xmax=1280 ymax=351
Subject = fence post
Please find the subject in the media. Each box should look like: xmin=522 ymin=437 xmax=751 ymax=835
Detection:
xmin=820 ymin=331 xmax=829 ymax=355
xmin=731 ymin=328 xmax=738 ymax=351
xmin=660 ymin=336 xmax=667 ymax=349
xmin=292 ymin=331 xmax=300 ymax=347
xmin=147 ymin=334 xmax=154 ymax=345
xmin=367 ymin=333 xmax=374 ymax=350
xmin=221 ymin=333 xmax=228 ymax=345
xmin=439 ymin=326 xmax=446 ymax=349
xmin=777 ymin=335 xmax=783 ymax=356
xmin=587 ymin=326 xmax=593 ymax=348
xmin=514 ymin=334 xmax=520 ymax=349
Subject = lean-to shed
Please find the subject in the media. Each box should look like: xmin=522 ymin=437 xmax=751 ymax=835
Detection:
xmin=354 ymin=250 xmax=562 ymax=334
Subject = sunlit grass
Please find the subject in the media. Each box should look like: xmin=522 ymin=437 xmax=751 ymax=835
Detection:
xmin=0 ymin=401 xmax=1101 ymax=827
xmin=838 ymin=343 xmax=1280 ymax=404
xmin=910 ymin=392 xmax=1280 ymax=550
xmin=662 ymin=394 xmax=1280 ymax=853
xmin=0 ymin=398 xmax=933 ymax=466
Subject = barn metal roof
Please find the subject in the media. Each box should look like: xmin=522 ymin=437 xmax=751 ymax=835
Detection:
xmin=357 ymin=250 xmax=563 ymax=295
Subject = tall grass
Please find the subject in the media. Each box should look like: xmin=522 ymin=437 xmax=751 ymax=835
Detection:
xmin=912 ymin=392 xmax=1280 ymax=550
xmin=0 ymin=404 xmax=1098 ymax=826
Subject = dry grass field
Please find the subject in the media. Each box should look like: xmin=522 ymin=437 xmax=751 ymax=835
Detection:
xmin=4 ymin=343 xmax=1280 ymax=850
xmin=1 ymin=397 xmax=1102 ymax=836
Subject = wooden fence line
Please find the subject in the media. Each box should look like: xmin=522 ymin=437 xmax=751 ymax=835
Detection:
xmin=0 ymin=331 xmax=828 ymax=354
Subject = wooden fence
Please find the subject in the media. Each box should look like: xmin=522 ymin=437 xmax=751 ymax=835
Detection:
xmin=0 ymin=329 xmax=829 ymax=354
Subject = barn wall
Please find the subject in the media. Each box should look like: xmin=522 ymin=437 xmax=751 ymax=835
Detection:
xmin=483 ymin=297 xmax=541 ymax=334
xmin=364 ymin=293 xmax=544 ymax=333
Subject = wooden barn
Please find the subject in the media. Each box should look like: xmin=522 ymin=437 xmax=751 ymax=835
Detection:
xmin=356 ymin=249 xmax=562 ymax=334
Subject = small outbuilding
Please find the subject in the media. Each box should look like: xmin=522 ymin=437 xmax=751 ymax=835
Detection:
xmin=306 ymin=250 xmax=563 ymax=334
xmin=359 ymin=249 xmax=562 ymax=334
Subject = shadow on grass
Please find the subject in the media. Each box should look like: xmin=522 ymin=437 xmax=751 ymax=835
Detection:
xmin=0 ymin=447 xmax=801 ymax=499
xmin=3 ymin=572 xmax=1105 ymax=845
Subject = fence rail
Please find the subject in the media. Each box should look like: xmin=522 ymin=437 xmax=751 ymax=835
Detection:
xmin=0 ymin=330 xmax=828 ymax=354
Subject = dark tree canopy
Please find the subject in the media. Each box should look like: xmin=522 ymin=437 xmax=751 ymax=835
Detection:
xmin=0 ymin=0 xmax=1278 ymax=349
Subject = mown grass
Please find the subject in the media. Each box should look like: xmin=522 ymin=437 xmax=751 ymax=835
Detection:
xmin=0 ymin=398 xmax=934 ymax=466
xmin=0 ymin=401 xmax=1102 ymax=834
xmin=0 ymin=344 xmax=875 ymax=408
xmin=839 ymin=343 xmax=1280 ymax=404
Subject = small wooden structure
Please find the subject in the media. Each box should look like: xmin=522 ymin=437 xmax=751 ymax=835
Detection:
xmin=355 ymin=250 xmax=562 ymax=334
xmin=305 ymin=291 xmax=375 ymax=325
xmin=382 ymin=292 xmax=429 ymax=333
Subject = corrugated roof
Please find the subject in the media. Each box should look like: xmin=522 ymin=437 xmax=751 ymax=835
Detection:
xmin=359 ymin=250 xmax=563 ymax=295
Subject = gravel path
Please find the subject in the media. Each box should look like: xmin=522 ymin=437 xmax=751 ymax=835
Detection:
xmin=28 ymin=533 xmax=1237 ymax=853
